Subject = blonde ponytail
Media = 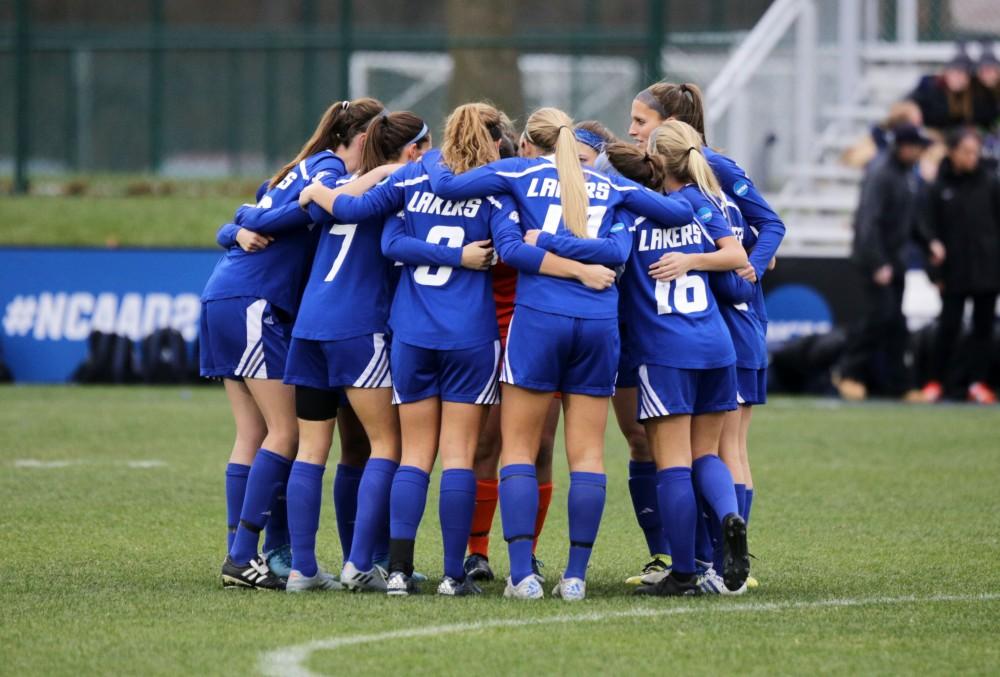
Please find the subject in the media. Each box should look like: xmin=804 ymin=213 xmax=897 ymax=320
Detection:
xmin=524 ymin=107 xmax=590 ymax=238
xmin=649 ymin=119 xmax=724 ymax=208
xmin=441 ymin=103 xmax=502 ymax=174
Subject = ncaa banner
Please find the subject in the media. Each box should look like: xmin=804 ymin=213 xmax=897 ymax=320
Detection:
xmin=0 ymin=248 xmax=221 ymax=382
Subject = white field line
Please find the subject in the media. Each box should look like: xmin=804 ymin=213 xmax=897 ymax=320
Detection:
xmin=259 ymin=592 xmax=1000 ymax=677
xmin=12 ymin=458 xmax=167 ymax=469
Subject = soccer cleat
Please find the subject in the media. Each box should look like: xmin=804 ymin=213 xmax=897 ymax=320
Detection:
xmin=697 ymin=567 xmax=746 ymax=596
xmin=746 ymin=575 xmax=760 ymax=589
xmin=375 ymin=557 xmax=427 ymax=583
xmin=221 ymin=554 xmax=286 ymax=590
xmin=551 ymin=577 xmax=586 ymax=601
xmin=503 ymin=575 xmax=544 ymax=600
xmin=721 ymin=513 xmax=750 ymax=592
xmin=386 ymin=571 xmax=417 ymax=596
xmin=285 ymin=567 xmax=342 ymax=592
xmin=921 ymin=380 xmax=943 ymax=403
xmin=340 ymin=561 xmax=387 ymax=592
xmin=531 ymin=555 xmax=546 ymax=584
xmin=264 ymin=544 xmax=293 ymax=579
xmin=968 ymin=382 xmax=997 ymax=405
xmin=634 ymin=572 xmax=701 ymax=597
xmin=625 ymin=554 xmax=672 ymax=586
xmin=437 ymin=576 xmax=483 ymax=596
xmin=464 ymin=553 xmax=495 ymax=582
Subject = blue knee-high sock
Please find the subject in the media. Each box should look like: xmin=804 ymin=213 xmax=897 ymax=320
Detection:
xmin=701 ymin=498 xmax=726 ymax=573
xmin=692 ymin=455 xmax=740 ymax=525
xmin=229 ymin=449 xmax=292 ymax=565
xmin=389 ymin=466 xmax=430 ymax=541
xmin=735 ymin=483 xmax=747 ymax=522
xmin=499 ymin=464 xmax=538 ymax=585
xmin=333 ymin=464 xmax=364 ymax=563
xmin=657 ymin=467 xmax=697 ymax=575
xmin=628 ymin=461 xmax=669 ymax=557
xmin=440 ymin=469 xmax=476 ymax=581
xmin=744 ymin=488 xmax=754 ymax=525
xmin=565 ymin=472 xmax=607 ymax=581
xmin=225 ymin=463 xmax=250 ymax=552
xmin=262 ymin=485 xmax=289 ymax=554
xmin=349 ymin=458 xmax=397 ymax=571
xmin=286 ymin=461 xmax=325 ymax=577
xmin=694 ymin=495 xmax=715 ymax=566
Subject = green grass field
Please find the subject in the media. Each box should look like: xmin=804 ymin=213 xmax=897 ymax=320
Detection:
xmin=3 ymin=386 xmax=999 ymax=675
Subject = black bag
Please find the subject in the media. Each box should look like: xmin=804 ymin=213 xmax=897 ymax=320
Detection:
xmin=768 ymin=329 xmax=847 ymax=395
xmin=72 ymin=331 xmax=139 ymax=383
xmin=139 ymin=328 xmax=189 ymax=384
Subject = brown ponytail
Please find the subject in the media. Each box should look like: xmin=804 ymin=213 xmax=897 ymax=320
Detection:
xmin=268 ymin=97 xmax=384 ymax=188
xmin=358 ymin=111 xmax=428 ymax=174
xmin=441 ymin=103 xmax=503 ymax=174
xmin=524 ymin=107 xmax=590 ymax=238
xmin=640 ymin=82 xmax=707 ymax=143
xmin=604 ymin=142 xmax=666 ymax=189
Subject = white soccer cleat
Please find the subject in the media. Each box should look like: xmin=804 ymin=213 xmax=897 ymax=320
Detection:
xmin=341 ymin=561 xmax=387 ymax=592
xmin=436 ymin=576 xmax=483 ymax=596
xmin=386 ymin=571 xmax=417 ymax=596
xmin=503 ymin=575 xmax=544 ymax=600
xmin=696 ymin=567 xmax=746 ymax=596
xmin=285 ymin=567 xmax=343 ymax=593
xmin=551 ymin=577 xmax=586 ymax=602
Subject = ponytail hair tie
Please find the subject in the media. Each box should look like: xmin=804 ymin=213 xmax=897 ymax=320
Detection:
xmin=687 ymin=146 xmax=698 ymax=154
xmin=341 ymin=101 xmax=351 ymax=111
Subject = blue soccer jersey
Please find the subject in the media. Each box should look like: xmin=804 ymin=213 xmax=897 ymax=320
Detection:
xmin=424 ymin=149 xmax=694 ymax=320
xmin=329 ymin=157 xmax=524 ymax=350
xmin=201 ymin=151 xmax=346 ymax=316
xmin=619 ymin=194 xmax=736 ymax=370
xmin=291 ymin=173 xmax=395 ymax=342
xmin=714 ymin=195 xmax=768 ymax=370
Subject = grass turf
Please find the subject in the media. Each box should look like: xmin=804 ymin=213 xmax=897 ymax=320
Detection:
xmin=2 ymin=386 xmax=998 ymax=675
xmin=1 ymin=195 xmax=238 ymax=248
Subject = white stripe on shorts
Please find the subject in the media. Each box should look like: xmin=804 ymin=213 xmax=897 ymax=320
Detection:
xmin=500 ymin=315 xmax=515 ymax=385
xmin=475 ymin=340 xmax=502 ymax=405
xmin=235 ymin=299 xmax=267 ymax=379
xmin=353 ymin=333 xmax=389 ymax=388
xmin=637 ymin=365 xmax=669 ymax=419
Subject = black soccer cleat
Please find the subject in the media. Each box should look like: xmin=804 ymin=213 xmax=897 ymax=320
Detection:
xmin=221 ymin=554 xmax=286 ymax=590
xmin=721 ymin=512 xmax=750 ymax=592
xmin=633 ymin=571 xmax=702 ymax=597
xmin=464 ymin=553 xmax=495 ymax=582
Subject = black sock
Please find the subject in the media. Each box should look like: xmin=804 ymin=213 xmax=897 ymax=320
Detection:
xmin=389 ymin=538 xmax=415 ymax=576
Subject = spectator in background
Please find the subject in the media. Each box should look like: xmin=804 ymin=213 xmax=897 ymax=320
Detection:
xmin=909 ymin=48 xmax=976 ymax=133
xmin=973 ymin=43 xmax=1000 ymax=132
xmin=842 ymin=100 xmax=923 ymax=170
xmin=920 ymin=129 xmax=1000 ymax=405
xmin=835 ymin=124 xmax=937 ymax=401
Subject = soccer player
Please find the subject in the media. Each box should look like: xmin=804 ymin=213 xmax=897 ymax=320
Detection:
xmin=275 ymin=109 xmax=428 ymax=592
xmin=606 ymin=119 xmax=750 ymax=596
xmin=426 ymin=107 xmax=695 ymax=601
xmin=623 ymin=82 xmax=785 ymax=586
xmin=207 ymin=98 xmax=384 ymax=590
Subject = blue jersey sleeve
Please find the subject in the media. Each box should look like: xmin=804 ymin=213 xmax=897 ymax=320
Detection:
xmin=235 ymin=202 xmax=311 ymax=234
xmin=613 ymin=177 xmax=694 ymax=226
xmin=333 ymin=171 xmax=407 ymax=224
xmin=216 ymin=222 xmax=240 ymax=249
xmin=488 ymin=195 xmax=545 ymax=273
xmin=381 ymin=211 xmax=463 ymax=267
xmin=255 ymin=180 xmax=268 ymax=202
xmin=534 ymin=219 xmax=631 ymax=266
xmin=708 ymin=151 xmax=785 ymax=277
xmin=692 ymin=199 xmax=737 ymax=244
xmin=425 ymin=150 xmax=520 ymax=200
xmin=709 ymin=271 xmax=755 ymax=305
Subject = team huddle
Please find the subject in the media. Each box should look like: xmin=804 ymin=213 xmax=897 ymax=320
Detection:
xmin=200 ymin=81 xmax=785 ymax=600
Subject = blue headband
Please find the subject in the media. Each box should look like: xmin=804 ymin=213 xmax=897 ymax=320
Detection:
xmin=574 ymin=128 xmax=606 ymax=152
xmin=407 ymin=123 xmax=429 ymax=147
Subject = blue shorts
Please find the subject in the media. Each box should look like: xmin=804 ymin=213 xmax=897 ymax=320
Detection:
xmin=636 ymin=364 xmax=737 ymax=419
xmin=501 ymin=306 xmax=619 ymax=397
xmin=736 ymin=367 xmax=767 ymax=406
xmin=390 ymin=338 xmax=501 ymax=405
xmin=199 ymin=297 xmax=290 ymax=380
xmin=284 ymin=332 xmax=391 ymax=390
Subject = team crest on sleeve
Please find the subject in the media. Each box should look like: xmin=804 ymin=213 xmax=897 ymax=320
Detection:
xmin=509 ymin=210 xmax=520 ymax=224
xmin=696 ymin=207 xmax=713 ymax=223
xmin=733 ymin=180 xmax=750 ymax=197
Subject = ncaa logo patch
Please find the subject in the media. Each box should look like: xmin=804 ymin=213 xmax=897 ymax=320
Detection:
xmin=696 ymin=207 xmax=713 ymax=223
xmin=610 ymin=222 xmax=625 ymax=232
xmin=733 ymin=180 xmax=750 ymax=197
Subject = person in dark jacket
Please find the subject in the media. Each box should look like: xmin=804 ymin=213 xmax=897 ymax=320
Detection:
xmin=972 ymin=44 xmax=1000 ymax=133
xmin=909 ymin=50 xmax=976 ymax=133
xmin=920 ymin=129 xmax=1000 ymax=404
xmin=836 ymin=124 xmax=938 ymax=400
